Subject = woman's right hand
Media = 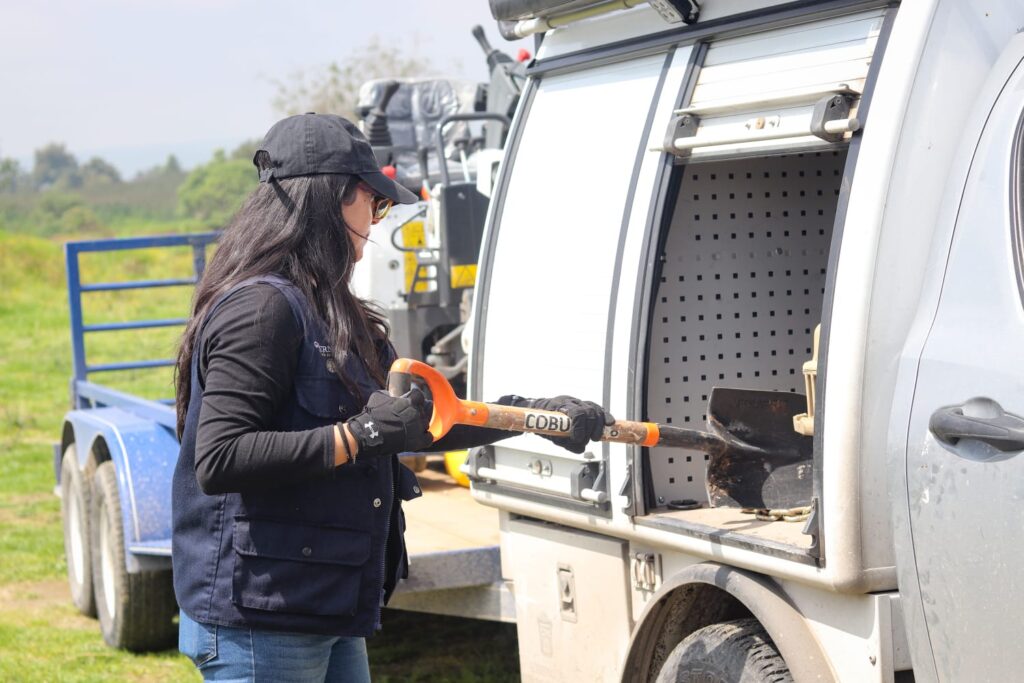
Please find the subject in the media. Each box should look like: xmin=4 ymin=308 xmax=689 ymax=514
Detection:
xmin=344 ymin=387 xmax=433 ymax=459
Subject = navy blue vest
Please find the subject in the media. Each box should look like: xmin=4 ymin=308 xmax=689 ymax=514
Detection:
xmin=172 ymin=276 xmax=421 ymax=636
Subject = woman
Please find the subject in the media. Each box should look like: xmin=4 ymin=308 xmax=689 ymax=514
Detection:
xmin=171 ymin=113 xmax=612 ymax=682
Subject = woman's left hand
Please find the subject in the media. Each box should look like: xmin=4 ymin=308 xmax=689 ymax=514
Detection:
xmin=518 ymin=395 xmax=614 ymax=454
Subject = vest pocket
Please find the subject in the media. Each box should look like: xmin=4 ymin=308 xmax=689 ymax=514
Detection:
xmin=294 ymin=375 xmax=350 ymax=421
xmin=231 ymin=517 xmax=371 ymax=616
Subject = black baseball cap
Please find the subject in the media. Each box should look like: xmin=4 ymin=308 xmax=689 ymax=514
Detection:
xmin=254 ymin=112 xmax=418 ymax=205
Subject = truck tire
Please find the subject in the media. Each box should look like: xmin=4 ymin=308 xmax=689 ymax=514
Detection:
xmin=655 ymin=618 xmax=793 ymax=683
xmin=60 ymin=444 xmax=96 ymax=617
xmin=90 ymin=461 xmax=178 ymax=651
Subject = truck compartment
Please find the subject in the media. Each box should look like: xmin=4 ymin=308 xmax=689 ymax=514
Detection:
xmin=639 ymin=150 xmax=846 ymax=560
xmin=471 ymin=4 xmax=885 ymax=559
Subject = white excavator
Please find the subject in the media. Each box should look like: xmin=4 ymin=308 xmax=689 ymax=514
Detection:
xmin=351 ymin=25 xmax=526 ymax=475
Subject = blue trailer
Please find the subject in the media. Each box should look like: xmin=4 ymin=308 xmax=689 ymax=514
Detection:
xmin=56 ymin=233 xmax=511 ymax=652
xmin=56 ymin=233 xmax=217 ymax=651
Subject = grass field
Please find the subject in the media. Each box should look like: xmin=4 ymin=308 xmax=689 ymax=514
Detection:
xmin=0 ymin=226 xmax=520 ymax=681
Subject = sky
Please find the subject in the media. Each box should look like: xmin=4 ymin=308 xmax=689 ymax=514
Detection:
xmin=0 ymin=1 xmax=529 ymax=176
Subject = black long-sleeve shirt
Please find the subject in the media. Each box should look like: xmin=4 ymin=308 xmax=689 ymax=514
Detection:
xmin=193 ymin=284 xmax=513 ymax=494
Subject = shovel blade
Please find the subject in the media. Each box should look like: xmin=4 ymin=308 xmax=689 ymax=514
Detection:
xmin=704 ymin=388 xmax=813 ymax=509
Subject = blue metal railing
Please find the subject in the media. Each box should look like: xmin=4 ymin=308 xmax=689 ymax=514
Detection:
xmin=81 ymin=278 xmax=198 ymax=292
xmin=65 ymin=232 xmax=219 ymax=414
xmin=82 ymin=318 xmax=189 ymax=333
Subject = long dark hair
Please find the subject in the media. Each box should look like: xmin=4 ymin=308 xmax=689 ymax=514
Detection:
xmin=174 ymin=156 xmax=390 ymax=437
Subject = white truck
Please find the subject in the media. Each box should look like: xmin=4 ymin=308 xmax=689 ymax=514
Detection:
xmin=456 ymin=0 xmax=1024 ymax=680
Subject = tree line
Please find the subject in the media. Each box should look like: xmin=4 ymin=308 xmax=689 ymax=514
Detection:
xmin=0 ymin=143 xmax=140 ymax=194
xmin=0 ymin=144 xmax=192 ymax=236
xmin=0 ymin=37 xmax=434 ymax=237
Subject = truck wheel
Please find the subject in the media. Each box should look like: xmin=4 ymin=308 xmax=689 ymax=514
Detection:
xmin=90 ymin=461 xmax=178 ymax=651
xmin=60 ymin=444 xmax=95 ymax=617
xmin=655 ymin=618 xmax=793 ymax=683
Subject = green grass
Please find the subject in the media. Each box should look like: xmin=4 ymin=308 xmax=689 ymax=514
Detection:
xmin=0 ymin=595 xmax=195 ymax=683
xmin=370 ymin=609 xmax=520 ymax=683
xmin=0 ymin=225 xmax=520 ymax=681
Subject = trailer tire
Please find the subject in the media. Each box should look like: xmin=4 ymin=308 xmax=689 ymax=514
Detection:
xmin=90 ymin=461 xmax=178 ymax=652
xmin=655 ymin=618 xmax=793 ymax=683
xmin=60 ymin=444 xmax=96 ymax=617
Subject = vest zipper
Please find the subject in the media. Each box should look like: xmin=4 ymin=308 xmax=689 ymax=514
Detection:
xmin=375 ymin=456 xmax=396 ymax=629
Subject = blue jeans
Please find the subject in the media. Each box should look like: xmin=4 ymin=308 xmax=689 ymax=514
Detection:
xmin=179 ymin=611 xmax=371 ymax=682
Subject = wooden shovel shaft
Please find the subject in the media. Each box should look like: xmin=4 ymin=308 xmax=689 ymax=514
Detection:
xmin=462 ymin=402 xmax=573 ymax=435
xmin=474 ymin=404 xmax=719 ymax=450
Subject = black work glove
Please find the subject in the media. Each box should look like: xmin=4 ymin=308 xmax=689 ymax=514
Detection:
xmin=346 ymin=388 xmax=433 ymax=459
xmin=515 ymin=395 xmax=614 ymax=454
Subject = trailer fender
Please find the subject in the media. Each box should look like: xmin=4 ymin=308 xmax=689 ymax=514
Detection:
xmin=622 ymin=562 xmax=835 ymax=683
xmin=62 ymin=407 xmax=178 ymax=573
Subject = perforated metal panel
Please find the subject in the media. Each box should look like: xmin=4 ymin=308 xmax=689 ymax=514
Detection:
xmin=646 ymin=151 xmax=846 ymax=503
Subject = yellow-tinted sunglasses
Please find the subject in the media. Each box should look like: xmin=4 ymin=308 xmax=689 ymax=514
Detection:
xmin=359 ymin=183 xmax=393 ymax=221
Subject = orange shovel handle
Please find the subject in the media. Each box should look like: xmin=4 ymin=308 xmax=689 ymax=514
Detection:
xmin=388 ymin=358 xmax=489 ymax=441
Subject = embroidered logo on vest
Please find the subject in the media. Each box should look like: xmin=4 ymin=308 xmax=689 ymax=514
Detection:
xmin=313 ymin=341 xmax=336 ymax=373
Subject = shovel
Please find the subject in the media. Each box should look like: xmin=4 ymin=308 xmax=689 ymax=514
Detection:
xmin=704 ymin=387 xmax=813 ymax=509
xmin=388 ymin=359 xmax=813 ymax=509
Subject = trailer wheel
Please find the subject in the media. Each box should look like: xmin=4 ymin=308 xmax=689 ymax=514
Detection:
xmin=655 ymin=618 xmax=793 ymax=683
xmin=60 ymin=444 xmax=95 ymax=617
xmin=90 ymin=461 xmax=177 ymax=651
